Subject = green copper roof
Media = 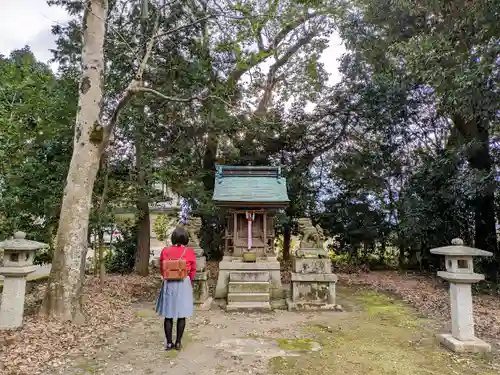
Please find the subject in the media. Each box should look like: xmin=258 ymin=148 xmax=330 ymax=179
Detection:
xmin=212 ymin=165 xmax=289 ymax=205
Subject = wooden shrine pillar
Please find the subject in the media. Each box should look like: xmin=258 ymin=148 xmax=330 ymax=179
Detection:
xmin=263 ymin=211 xmax=267 ymax=254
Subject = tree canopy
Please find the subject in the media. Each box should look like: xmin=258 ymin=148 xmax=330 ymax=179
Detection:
xmin=2 ymin=0 xmax=500 ymax=320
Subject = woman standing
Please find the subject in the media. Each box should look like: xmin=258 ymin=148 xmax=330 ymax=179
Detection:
xmin=156 ymin=226 xmax=196 ymax=351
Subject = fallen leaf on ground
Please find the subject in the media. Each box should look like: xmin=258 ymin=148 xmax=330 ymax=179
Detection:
xmin=0 ymin=274 xmax=159 ymax=375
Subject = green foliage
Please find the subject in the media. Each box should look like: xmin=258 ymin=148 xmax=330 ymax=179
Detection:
xmin=308 ymin=0 xmax=499 ymax=279
xmin=152 ymin=214 xmax=174 ymax=242
xmin=105 ymin=220 xmax=138 ymax=274
xmin=0 ymin=48 xmax=76 ymax=246
xmin=29 ymin=0 xmax=500 ymax=283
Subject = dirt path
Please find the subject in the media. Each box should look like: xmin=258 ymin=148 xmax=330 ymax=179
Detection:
xmin=57 ymin=303 xmax=325 ymax=375
xmin=56 ymin=287 xmax=499 ymax=375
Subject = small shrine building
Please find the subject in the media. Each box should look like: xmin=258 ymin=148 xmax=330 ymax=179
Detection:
xmin=212 ymin=165 xmax=289 ymax=310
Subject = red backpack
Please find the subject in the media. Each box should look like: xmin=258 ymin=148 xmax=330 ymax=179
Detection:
xmin=161 ymin=246 xmax=188 ymax=280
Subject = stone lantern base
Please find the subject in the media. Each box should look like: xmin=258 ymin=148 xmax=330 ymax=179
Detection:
xmin=438 ymin=334 xmax=491 ymax=353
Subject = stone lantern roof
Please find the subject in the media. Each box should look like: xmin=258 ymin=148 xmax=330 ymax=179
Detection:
xmin=0 ymin=231 xmax=48 ymax=251
xmin=430 ymin=238 xmax=493 ymax=257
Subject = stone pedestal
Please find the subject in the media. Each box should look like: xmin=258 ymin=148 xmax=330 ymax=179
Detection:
xmin=215 ymin=256 xmax=282 ymax=310
xmin=215 ymin=257 xmax=282 ymax=299
xmin=0 ymin=267 xmax=37 ymax=329
xmin=192 ymin=246 xmax=212 ymax=310
xmin=0 ymin=232 xmax=47 ymax=330
xmin=431 ymin=238 xmax=492 ymax=353
xmin=183 ymin=217 xmax=212 ymax=310
xmin=286 ymin=252 xmax=338 ymax=311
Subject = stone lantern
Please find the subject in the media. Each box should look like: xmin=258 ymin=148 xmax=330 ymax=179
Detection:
xmin=430 ymin=238 xmax=492 ymax=353
xmin=0 ymin=231 xmax=47 ymax=329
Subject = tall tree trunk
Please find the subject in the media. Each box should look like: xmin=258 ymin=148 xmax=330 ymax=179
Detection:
xmin=202 ymin=133 xmax=218 ymax=192
xmin=97 ymin=229 xmax=105 ymax=287
xmin=97 ymin=152 xmax=109 ymax=286
xmin=135 ymin=201 xmax=150 ymax=275
xmin=466 ymin=126 xmax=498 ymax=282
xmin=134 ymin=118 xmax=150 ymax=276
xmin=41 ymin=0 xmax=107 ymax=321
xmin=133 ymin=6 xmax=152 ymax=276
xmin=398 ymin=245 xmax=406 ymax=270
xmin=454 ymin=115 xmax=498 ymax=282
xmin=282 ymin=225 xmax=291 ymax=261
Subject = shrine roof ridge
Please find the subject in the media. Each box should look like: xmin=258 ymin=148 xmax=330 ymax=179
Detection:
xmin=216 ymin=164 xmax=283 ymax=177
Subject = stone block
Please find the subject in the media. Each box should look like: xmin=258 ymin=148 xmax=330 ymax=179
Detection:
xmin=196 ymin=297 xmax=213 ymax=311
xmin=0 ymin=277 xmax=28 ymax=329
xmin=219 ymin=259 xmax=281 ymax=270
xmin=438 ymin=333 xmax=491 ymax=353
xmin=196 ymin=257 xmax=206 ymax=272
xmin=289 ymin=272 xmax=337 ymax=307
xmin=229 ymin=271 xmax=270 ymax=282
xmin=296 ymin=248 xmax=328 ymax=258
xmin=270 ymin=298 xmax=287 ymax=310
xmin=269 ymin=269 xmax=284 ymax=299
xmin=194 ymin=271 xmax=208 ymax=281
xmin=228 ymin=281 xmax=270 ymax=294
xmin=192 ymin=271 xmax=209 ymax=304
xmin=293 ymin=258 xmax=332 ymax=274
xmin=227 ymin=292 xmax=270 ymax=303
xmin=286 ymin=299 xmax=338 ymax=311
xmin=290 ymin=273 xmax=338 ymax=282
xmin=226 ymin=302 xmax=271 ymax=312
xmin=215 ymin=260 xmax=281 ymax=301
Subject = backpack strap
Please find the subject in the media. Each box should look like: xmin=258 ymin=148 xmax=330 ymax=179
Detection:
xmin=167 ymin=245 xmax=187 ymax=260
xmin=179 ymin=247 xmax=187 ymax=260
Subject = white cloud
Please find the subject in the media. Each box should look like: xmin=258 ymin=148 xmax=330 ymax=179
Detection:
xmin=0 ymin=0 xmax=70 ymax=61
xmin=0 ymin=1 xmax=345 ymax=84
xmin=321 ymin=33 xmax=345 ymax=85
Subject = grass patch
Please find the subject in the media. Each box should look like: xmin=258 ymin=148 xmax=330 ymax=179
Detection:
xmin=277 ymin=338 xmax=313 ymax=351
xmin=135 ymin=309 xmax=156 ymax=318
xmin=74 ymin=359 xmax=100 ymax=374
xmin=269 ymin=288 xmax=496 ymax=375
xmin=163 ymin=332 xmax=196 ymax=359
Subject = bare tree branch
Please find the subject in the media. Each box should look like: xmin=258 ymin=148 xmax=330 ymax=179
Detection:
xmin=104 ymin=12 xmax=161 ymax=141
xmin=135 ymin=86 xmax=233 ymax=108
xmin=227 ymin=14 xmax=321 ymax=90
xmin=256 ymin=31 xmax=318 ymax=114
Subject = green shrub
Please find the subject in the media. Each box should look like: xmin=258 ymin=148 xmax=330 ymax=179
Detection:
xmin=152 ymin=214 xmax=170 ymax=242
xmin=105 ymin=220 xmax=137 ymax=274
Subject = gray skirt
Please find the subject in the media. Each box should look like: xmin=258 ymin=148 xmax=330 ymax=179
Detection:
xmin=155 ymin=277 xmax=194 ymax=319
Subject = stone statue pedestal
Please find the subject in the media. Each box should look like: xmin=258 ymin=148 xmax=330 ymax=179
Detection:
xmin=192 ymin=247 xmax=212 ymax=310
xmin=431 ymin=239 xmax=492 ymax=353
xmin=286 ymin=247 xmax=338 ymax=311
xmin=215 ymin=256 xmax=283 ymax=311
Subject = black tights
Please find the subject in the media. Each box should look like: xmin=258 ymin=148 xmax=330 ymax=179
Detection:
xmin=163 ymin=318 xmax=186 ymax=345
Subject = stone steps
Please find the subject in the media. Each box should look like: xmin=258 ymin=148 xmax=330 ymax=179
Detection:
xmin=228 ymin=292 xmax=270 ymax=303
xmin=226 ymin=270 xmax=272 ymax=311
xmin=226 ymin=301 xmax=272 ymax=312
